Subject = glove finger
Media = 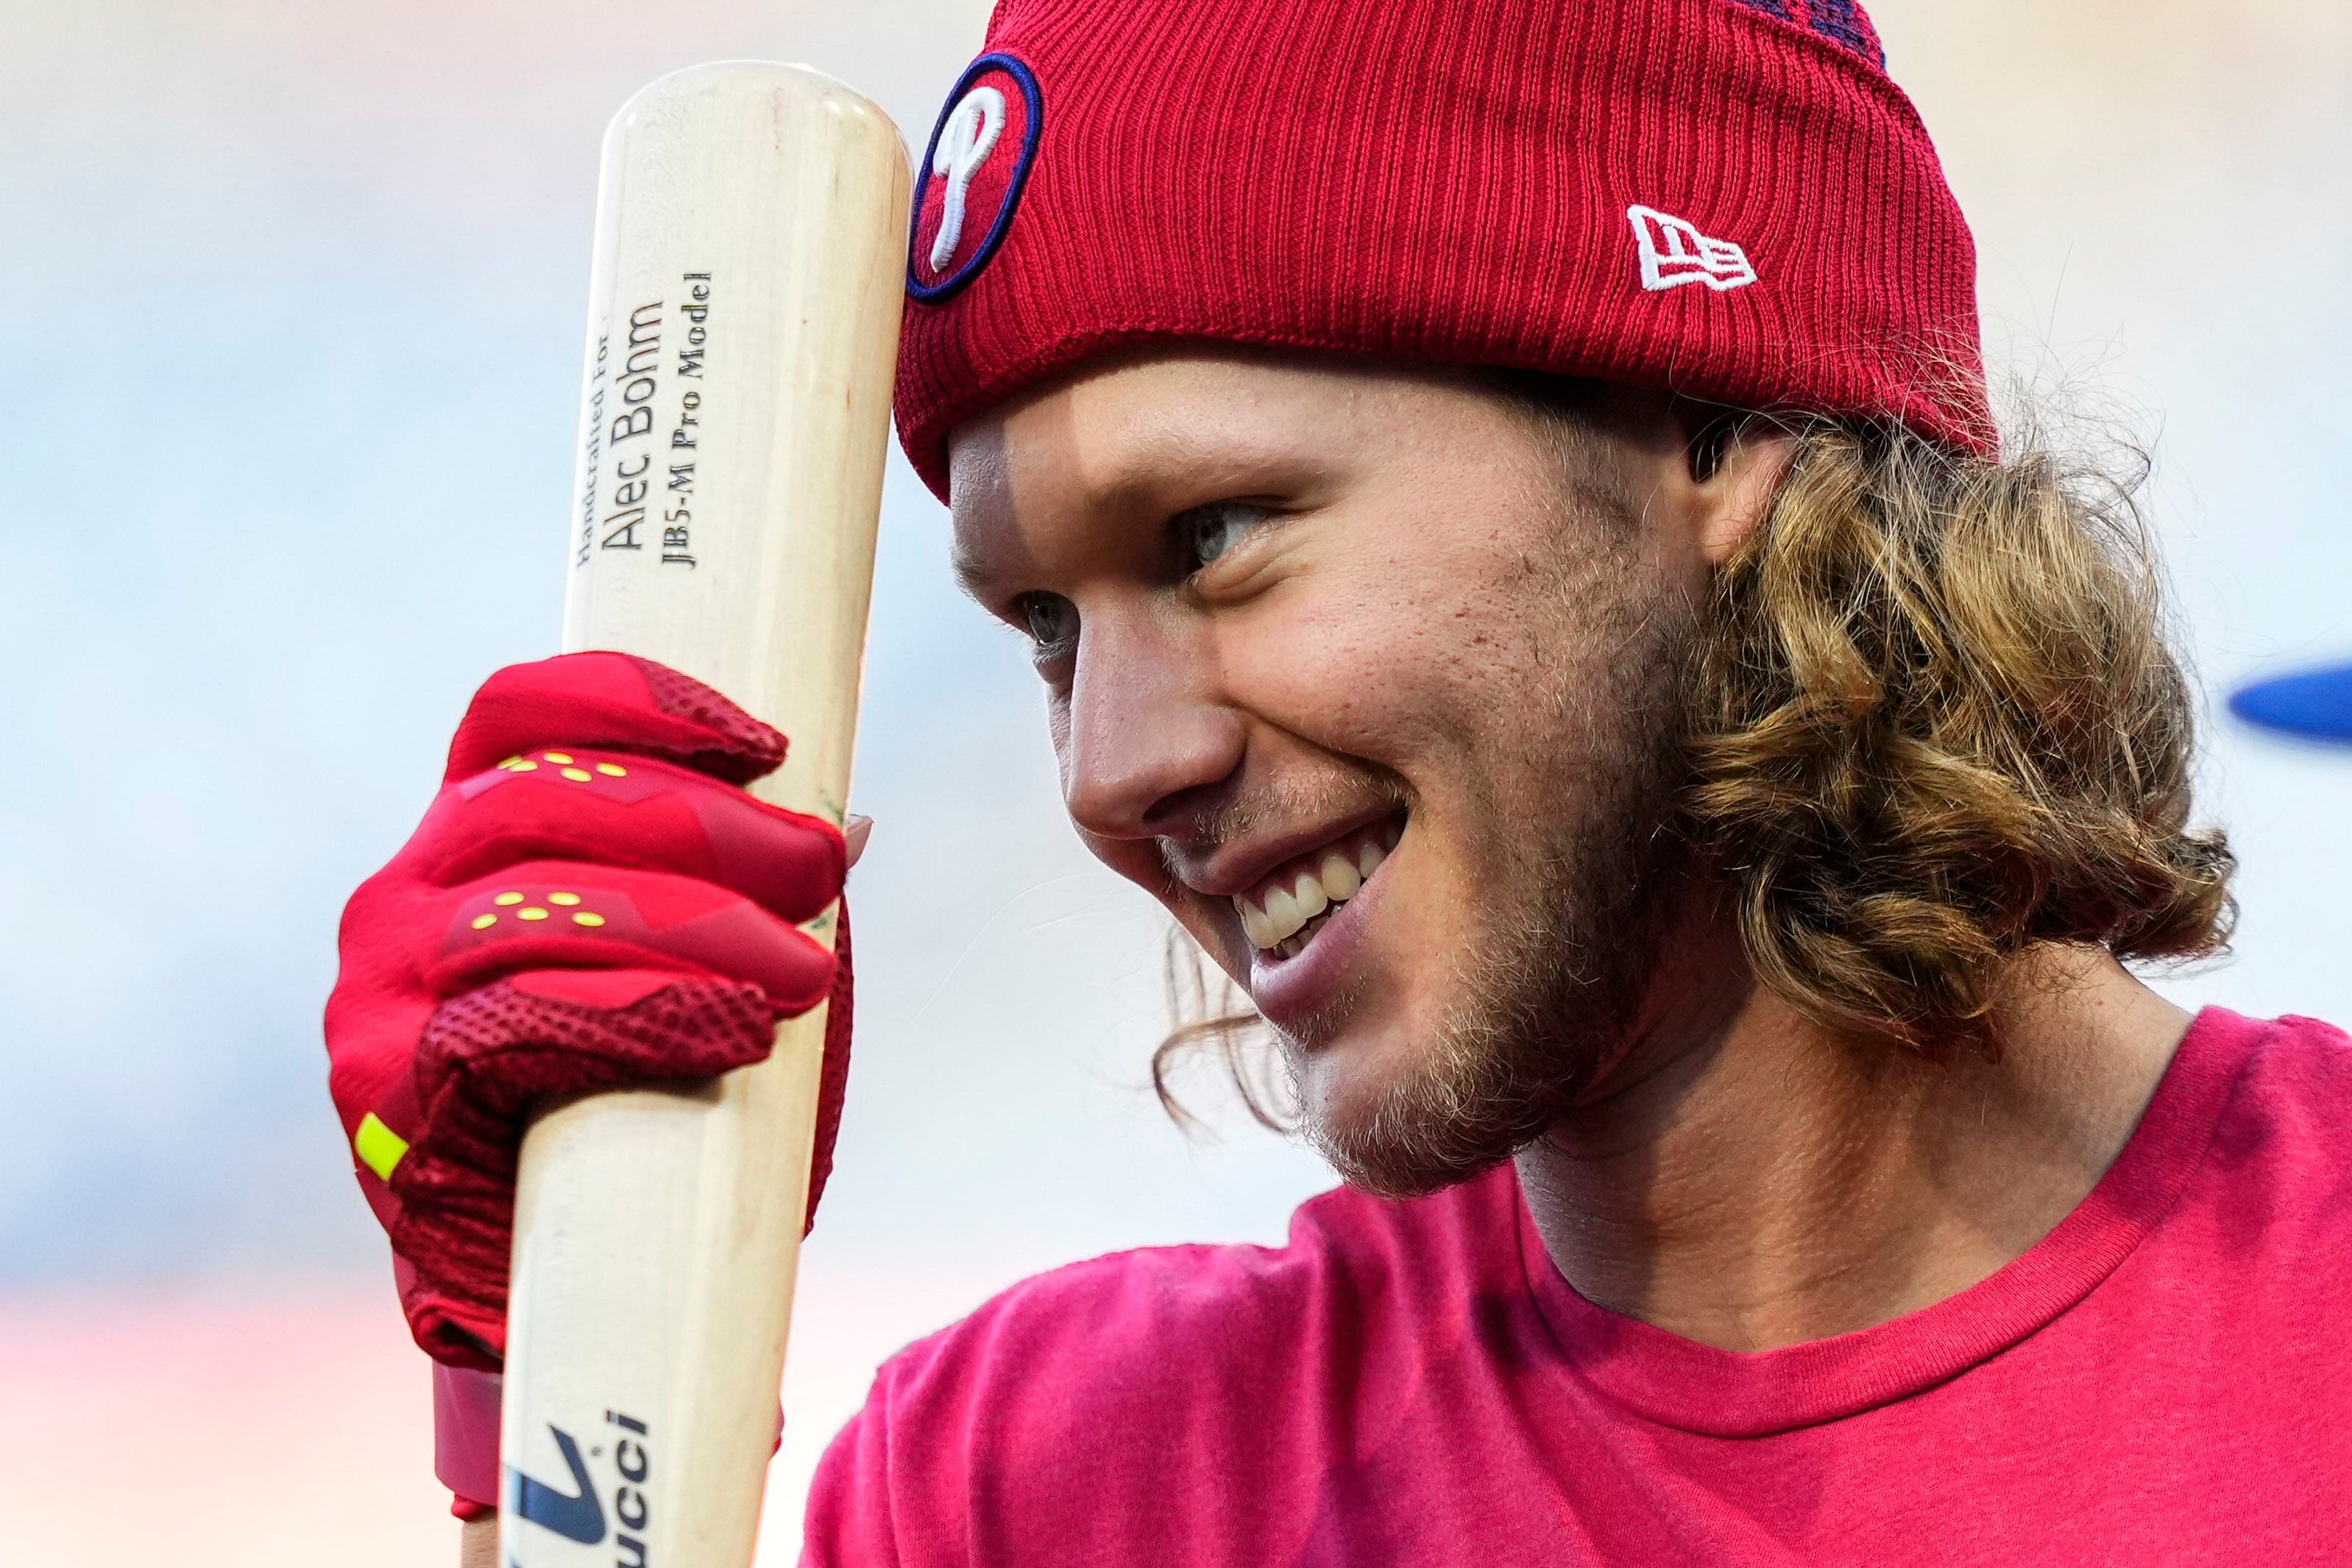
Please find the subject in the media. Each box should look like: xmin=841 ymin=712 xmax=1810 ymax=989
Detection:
xmin=421 ymin=861 xmax=840 ymax=1018
xmin=447 ymin=652 xmax=785 ymax=786
xmin=419 ymin=746 xmax=843 ymax=926
xmin=417 ymin=968 xmax=782 ymax=1131
xmin=389 ymin=968 xmax=783 ymax=1365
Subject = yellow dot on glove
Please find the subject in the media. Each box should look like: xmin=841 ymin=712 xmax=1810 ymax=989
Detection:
xmin=498 ymin=756 xmax=526 ymax=770
xmin=548 ymin=892 xmax=581 ymax=907
xmin=544 ymin=752 xmax=574 ymax=765
xmin=596 ymin=762 xmax=628 ymax=777
xmin=494 ymin=892 xmax=525 ymax=907
xmin=471 ymin=913 xmax=497 ymax=930
xmin=573 ymin=912 xmax=606 ymax=928
xmin=509 ymin=760 xmax=539 ymax=771
xmin=518 ymin=907 xmax=549 ymax=921
xmin=354 ymin=1112 xmax=411 ymax=1182
xmin=561 ymin=767 xmax=592 ymax=782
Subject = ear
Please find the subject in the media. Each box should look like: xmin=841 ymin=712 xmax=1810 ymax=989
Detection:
xmin=1689 ymin=419 xmax=1799 ymax=567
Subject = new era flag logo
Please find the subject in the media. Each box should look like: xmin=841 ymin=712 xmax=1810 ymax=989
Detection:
xmin=1627 ymin=205 xmax=1758 ymax=293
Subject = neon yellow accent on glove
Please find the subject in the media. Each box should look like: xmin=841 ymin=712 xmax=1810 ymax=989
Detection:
xmin=355 ymin=1111 xmax=411 ymax=1182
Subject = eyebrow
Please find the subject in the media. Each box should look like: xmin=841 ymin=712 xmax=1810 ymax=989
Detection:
xmin=949 ymin=540 xmax=996 ymax=603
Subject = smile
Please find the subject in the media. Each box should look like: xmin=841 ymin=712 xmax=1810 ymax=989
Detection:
xmin=1233 ymin=816 xmax=1405 ymax=959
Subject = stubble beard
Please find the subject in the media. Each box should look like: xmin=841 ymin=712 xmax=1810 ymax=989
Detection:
xmin=1289 ymin=567 xmax=1701 ymax=1200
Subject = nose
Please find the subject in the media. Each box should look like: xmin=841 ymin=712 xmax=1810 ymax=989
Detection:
xmin=1058 ymin=607 xmax=1245 ymax=842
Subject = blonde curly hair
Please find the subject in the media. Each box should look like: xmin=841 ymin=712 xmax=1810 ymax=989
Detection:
xmin=1687 ymin=413 xmax=2234 ymax=1053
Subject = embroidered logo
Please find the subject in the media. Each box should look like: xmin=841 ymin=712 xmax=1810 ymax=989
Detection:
xmin=909 ymin=53 xmax=1043 ymax=304
xmin=929 ymin=88 xmax=1006 ymax=272
xmin=1627 ymin=205 xmax=1759 ymax=294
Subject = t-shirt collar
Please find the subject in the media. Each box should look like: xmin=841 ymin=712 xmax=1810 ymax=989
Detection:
xmin=1512 ymin=1006 xmax=2263 ymax=1436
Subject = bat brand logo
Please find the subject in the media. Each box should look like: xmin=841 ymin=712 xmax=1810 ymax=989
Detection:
xmin=507 ymin=1425 xmax=605 ymax=1544
xmin=505 ymin=1411 xmax=655 ymax=1560
xmin=909 ymin=52 xmax=1044 ymax=305
xmin=1626 ymin=205 xmax=1760 ymax=294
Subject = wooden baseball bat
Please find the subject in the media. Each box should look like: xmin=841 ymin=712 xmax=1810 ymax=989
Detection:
xmin=495 ymin=62 xmax=908 ymax=1568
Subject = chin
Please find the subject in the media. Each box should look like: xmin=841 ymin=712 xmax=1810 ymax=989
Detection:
xmin=1284 ymin=1007 xmax=1531 ymax=1200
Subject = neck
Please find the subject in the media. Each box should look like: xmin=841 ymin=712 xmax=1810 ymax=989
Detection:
xmin=1515 ymin=928 xmax=2194 ymax=1352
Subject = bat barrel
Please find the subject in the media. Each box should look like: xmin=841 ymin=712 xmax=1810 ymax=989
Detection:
xmin=500 ymin=61 xmax=908 ymax=1568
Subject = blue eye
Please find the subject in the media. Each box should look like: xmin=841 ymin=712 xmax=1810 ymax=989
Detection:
xmin=1179 ymin=501 xmax=1272 ymax=573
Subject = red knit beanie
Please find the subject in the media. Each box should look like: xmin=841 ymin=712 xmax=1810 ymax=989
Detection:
xmin=892 ymin=0 xmax=1992 ymax=502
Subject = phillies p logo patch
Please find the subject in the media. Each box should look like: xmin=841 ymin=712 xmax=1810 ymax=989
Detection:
xmin=909 ymin=52 xmax=1043 ymax=303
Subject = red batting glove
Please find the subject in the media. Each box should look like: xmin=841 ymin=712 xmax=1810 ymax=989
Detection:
xmin=325 ymin=651 xmax=854 ymax=1373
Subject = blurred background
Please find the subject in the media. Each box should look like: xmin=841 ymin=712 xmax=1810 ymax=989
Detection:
xmin=1 ymin=1 xmax=2346 ymax=1561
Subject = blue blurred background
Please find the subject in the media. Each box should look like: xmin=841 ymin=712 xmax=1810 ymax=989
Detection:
xmin=2 ymin=1 xmax=2347 ymax=1561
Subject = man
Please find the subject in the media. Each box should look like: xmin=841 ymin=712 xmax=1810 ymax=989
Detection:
xmin=326 ymin=0 xmax=2352 ymax=1561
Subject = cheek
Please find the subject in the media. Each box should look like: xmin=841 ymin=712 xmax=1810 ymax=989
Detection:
xmin=1216 ymin=549 xmax=1546 ymax=767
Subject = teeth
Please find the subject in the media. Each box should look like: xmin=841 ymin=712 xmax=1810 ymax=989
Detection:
xmin=1318 ymin=851 xmax=1361 ymax=901
xmin=1291 ymin=870 xmax=1328 ymax=923
xmin=1261 ymin=884 xmax=1303 ymax=944
xmin=1233 ymin=824 xmax=1400 ymax=952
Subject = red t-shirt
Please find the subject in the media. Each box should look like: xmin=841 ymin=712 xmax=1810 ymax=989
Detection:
xmin=803 ymin=1008 xmax=2351 ymax=1564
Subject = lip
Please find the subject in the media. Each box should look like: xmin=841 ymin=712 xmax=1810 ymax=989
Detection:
xmin=1186 ymin=803 xmax=1403 ymax=901
xmin=1244 ymin=829 xmax=1395 ymax=1031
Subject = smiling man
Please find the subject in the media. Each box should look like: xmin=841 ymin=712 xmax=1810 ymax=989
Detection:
xmin=326 ymin=0 xmax=2352 ymax=1561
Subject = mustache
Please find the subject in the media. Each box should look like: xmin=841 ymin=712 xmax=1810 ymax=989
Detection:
xmin=1155 ymin=765 xmax=1411 ymax=878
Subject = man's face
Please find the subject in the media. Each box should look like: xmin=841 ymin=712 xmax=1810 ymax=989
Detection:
xmin=949 ymin=351 xmax=1717 ymax=1193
